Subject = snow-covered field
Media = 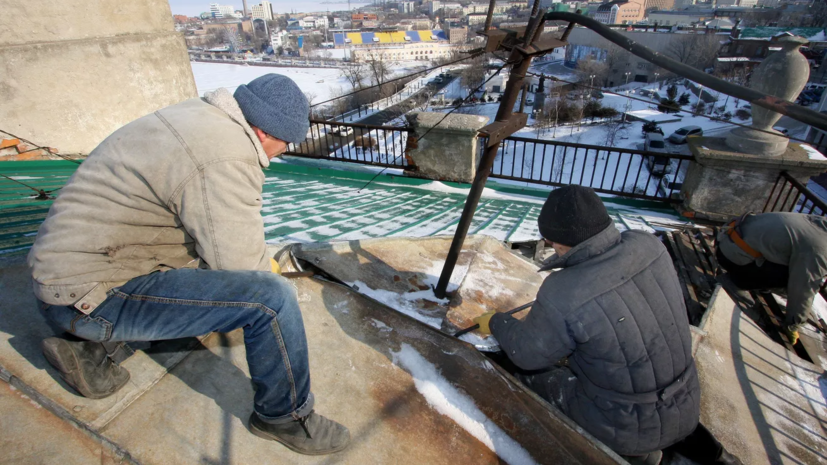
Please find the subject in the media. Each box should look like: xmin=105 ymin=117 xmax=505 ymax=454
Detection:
xmin=191 ymin=61 xmax=435 ymax=108
xmin=191 ymin=62 xmax=350 ymax=101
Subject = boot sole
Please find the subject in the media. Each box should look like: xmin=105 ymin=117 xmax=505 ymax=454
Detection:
xmin=249 ymin=418 xmax=349 ymax=456
xmin=42 ymin=338 xmax=130 ymax=400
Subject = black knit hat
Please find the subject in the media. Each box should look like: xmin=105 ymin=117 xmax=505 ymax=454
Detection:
xmin=538 ymin=185 xmax=612 ymax=246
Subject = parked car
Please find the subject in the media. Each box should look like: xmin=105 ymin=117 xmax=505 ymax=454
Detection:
xmin=644 ymin=133 xmax=671 ymax=176
xmin=773 ymin=126 xmax=789 ymax=135
xmin=330 ymin=126 xmax=354 ymax=137
xmin=644 ymin=132 xmax=667 ymax=153
xmin=657 ymin=174 xmax=683 ymax=199
xmin=667 ymin=125 xmax=703 ymax=144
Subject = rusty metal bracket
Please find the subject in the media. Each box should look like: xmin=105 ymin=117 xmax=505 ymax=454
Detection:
xmin=514 ymin=37 xmax=567 ymax=57
xmin=479 ymin=113 xmax=530 ymax=147
xmin=478 ymin=30 xmax=509 ymax=53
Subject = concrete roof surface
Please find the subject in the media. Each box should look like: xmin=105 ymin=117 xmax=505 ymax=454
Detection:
xmin=0 ymin=241 xmax=622 ymax=464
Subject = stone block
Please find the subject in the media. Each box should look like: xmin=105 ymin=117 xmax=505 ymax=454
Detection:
xmin=0 ymin=0 xmax=175 ymax=47
xmin=404 ymin=111 xmax=489 ymax=183
xmin=1 ymin=32 xmax=196 ymax=154
xmin=681 ymin=136 xmax=827 ymax=221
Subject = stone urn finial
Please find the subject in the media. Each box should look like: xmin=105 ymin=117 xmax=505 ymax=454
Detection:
xmin=725 ymin=35 xmax=810 ymax=156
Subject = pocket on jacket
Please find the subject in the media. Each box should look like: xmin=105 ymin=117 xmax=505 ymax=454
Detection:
xmin=42 ymin=304 xmax=113 ymax=342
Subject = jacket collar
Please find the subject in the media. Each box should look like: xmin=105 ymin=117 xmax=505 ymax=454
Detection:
xmin=539 ymin=224 xmax=621 ymax=271
xmin=202 ymin=88 xmax=270 ymax=168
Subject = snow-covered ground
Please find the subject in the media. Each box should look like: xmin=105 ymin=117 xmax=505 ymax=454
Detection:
xmin=190 ymin=61 xmax=432 ymax=104
xmin=191 ymin=62 xmax=349 ymax=100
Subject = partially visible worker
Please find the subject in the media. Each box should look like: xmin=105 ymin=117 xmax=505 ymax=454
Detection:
xmin=473 ymin=185 xmax=701 ymax=465
xmin=716 ymin=212 xmax=827 ymax=345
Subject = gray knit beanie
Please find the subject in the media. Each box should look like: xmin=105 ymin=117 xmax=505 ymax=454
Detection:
xmin=538 ymin=185 xmax=612 ymax=246
xmin=233 ymin=74 xmax=310 ymax=144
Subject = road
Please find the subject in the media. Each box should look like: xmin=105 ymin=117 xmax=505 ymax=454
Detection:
xmin=359 ymin=76 xmax=458 ymax=126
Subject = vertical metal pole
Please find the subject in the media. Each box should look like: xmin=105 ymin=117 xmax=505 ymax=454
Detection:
xmin=483 ymin=0 xmax=497 ymax=32
xmin=435 ymin=48 xmax=537 ymax=298
xmin=519 ymin=83 xmax=528 ymax=113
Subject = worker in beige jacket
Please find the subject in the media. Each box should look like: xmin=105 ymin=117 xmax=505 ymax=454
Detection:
xmin=28 ymin=74 xmax=350 ymax=455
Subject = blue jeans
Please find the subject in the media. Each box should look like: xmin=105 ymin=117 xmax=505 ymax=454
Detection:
xmin=40 ymin=268 xmax=313 ymax=423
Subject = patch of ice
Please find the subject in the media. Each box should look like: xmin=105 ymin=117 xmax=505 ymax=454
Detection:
xmin=462 ymin=264 xmax=515 ymax=300
xmin=458 ymin=332 xmax=501 ymax=352
xmin=370 ymin=318 xmax=392 ymax=332
xmin=9 ymin=176 xmax=43 ymax=180
xmin=813 ymin=293 xmax=827 ymax=323
xmin=333 ymin=301 xmax=349 ymax=314
xmin=421 ymin=260 xmax=470 ymax=293
xmin=374 ymin=180 xmax=546 ymax=206
xmin=801 ymin=144 xmax=827 ymax=161
xmin=393 ymin=344 xmax=538 ymax=465
xmin=347 ymin=280 xmax=445 ymax=329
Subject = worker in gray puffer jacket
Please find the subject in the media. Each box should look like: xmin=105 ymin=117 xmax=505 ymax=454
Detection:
xmin=473 ymin=186 xmax=701 ymax=464
xmin=716 ymin=212 xmax=827 ymax=346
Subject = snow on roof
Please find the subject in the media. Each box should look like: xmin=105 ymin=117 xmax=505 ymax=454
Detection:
xmin=0 ymin=159 xmax=689 ymax=256
xmin=801 ymin=144 xmax=827 ymax=161
xmin=717 ymin=56 xmax=752 ymax=62
xmin=626 ymin=109 xmax=682 ymax=123
xmin=738 ymin=27 xmax=827 ymax=42
xmin=393 ymin=344 xmax=539 ymax=465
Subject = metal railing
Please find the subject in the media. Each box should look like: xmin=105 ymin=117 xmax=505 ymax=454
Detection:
xmin=285 ymin=120 xmax=410 ymax=169
xmin=485 ymin=136 xmax=694 ymax=202
xmin=763 ymin=171 xmax=826 ymax=217
xmin=285 ymin=121 xmax=696 ymax=202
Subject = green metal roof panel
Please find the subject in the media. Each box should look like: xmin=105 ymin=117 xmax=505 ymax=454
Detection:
xmin=0 ymin=160 xmax=686 ymax=256
xmin=738 ymin=27 xmax=826 ymax=41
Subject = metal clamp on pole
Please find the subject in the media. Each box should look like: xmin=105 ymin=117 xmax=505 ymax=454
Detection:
xmin=434 ymin=0 xmax=570 ymax=299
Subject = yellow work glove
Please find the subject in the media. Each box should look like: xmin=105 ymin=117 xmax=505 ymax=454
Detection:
xmin=270 ymin=258 xmax=281 ymax=275
xmin=473 ymin=311 xmax=497 ymax=335
xmin=783 ymin=326 xmax=799 ymax=346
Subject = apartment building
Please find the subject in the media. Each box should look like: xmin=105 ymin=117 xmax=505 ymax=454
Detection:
xmin=251 ymin=1 xmax=274 ymax=20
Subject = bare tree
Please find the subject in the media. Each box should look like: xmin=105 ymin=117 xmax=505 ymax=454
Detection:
xmin=603 ymin=47 xmax=632 ymax=86
xmin=460 ymin=55 xmax=488 ymax=96
xmin=363 ymin=48 xmax=393 ymax=88
xmin=666 ymin=34 xmax=720 ymax=71
xmin=575 ymin=57 xmax=609 ymax=91
xmin=217 ymin=26 xmax=242 ymax=52
xmin=341 ymin=63 xmax=367 ymax=91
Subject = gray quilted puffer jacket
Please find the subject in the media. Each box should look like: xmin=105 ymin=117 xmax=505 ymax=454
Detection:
xmin=490 ymin=225 xmax=700 ymax=455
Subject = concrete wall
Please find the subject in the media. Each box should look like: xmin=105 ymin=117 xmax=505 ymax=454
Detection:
xmin=566 ymin=28 xmax=726 ymax=86
xmin=0 ymin=0 xmax=198 ymax=155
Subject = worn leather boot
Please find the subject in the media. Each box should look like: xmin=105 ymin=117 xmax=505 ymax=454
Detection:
xmin=41 ymin=337 xmax=130 ymax=399
xmin=249 ymin=410 xmax=350 ymax=455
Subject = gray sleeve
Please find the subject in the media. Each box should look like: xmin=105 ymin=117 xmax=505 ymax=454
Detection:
xmin=490 ymin=298 xmax=575 ymax=371
xmin=784 ymin=249 xmax=827 ymax=327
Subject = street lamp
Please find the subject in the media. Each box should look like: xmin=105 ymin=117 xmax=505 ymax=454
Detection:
xmin=589 ymin=74 xmax=596 ymax=98
xmin=624 ymin=71 xmax=631 ymax=87
xmin=654 ymin=72 xmax=660 ymax=90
